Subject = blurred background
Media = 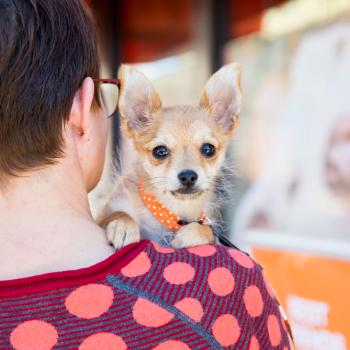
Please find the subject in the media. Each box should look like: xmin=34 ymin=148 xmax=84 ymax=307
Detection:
xmin=86 ymin=1 xmax=350 ymax=349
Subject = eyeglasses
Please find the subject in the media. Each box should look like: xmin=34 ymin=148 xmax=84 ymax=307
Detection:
xmin=93 ymin=78 xmax=121 ymax=118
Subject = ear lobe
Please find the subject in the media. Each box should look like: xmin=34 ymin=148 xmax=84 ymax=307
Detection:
xmin=200 ymin=63 xmax=242 ymax=132
xmin=118 ymin=64 xmax=161 ymax=131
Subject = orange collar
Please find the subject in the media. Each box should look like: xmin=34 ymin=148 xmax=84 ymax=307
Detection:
xmin=138 ymin=182 xmax=206 ymax=232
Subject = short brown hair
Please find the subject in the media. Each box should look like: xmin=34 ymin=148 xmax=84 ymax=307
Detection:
xmin=0 ymin=0 xmax=100 ymax=178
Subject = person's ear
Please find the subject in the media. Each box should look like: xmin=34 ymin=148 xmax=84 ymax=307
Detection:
xmin=200 ymin=63 xmax=242 ymax=134
xmin=68 ymin=77 xmax=95 ymax=139
xmin=118 ymin=64 xmax=161 ymax=133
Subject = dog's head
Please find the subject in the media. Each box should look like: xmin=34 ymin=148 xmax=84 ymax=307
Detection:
xmin=118 ymin=64 xmax=241 ymax=202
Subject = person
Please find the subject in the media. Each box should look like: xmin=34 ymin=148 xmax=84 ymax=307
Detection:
xmin=0 ymin=0 xmax=292 ymax=349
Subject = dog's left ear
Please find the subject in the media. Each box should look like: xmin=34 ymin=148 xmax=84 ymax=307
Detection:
xmin=200 ymin=63 xmax=241 ymax=133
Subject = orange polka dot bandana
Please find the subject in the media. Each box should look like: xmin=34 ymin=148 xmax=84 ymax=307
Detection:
xmin=138 ymin=182 xmax=206 ymax=232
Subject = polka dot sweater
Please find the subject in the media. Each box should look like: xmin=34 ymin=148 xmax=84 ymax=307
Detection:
xmin=0 ymin=241 xmax=292 ymax=349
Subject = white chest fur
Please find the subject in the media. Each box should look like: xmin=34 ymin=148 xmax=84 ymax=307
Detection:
xmin=138 ymin=206 xmax=175 ymax=246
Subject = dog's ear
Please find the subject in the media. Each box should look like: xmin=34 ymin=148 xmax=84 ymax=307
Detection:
xmin=200 ymin=63 xmax=241 ymax=133
xmin=118 ymin=65 xmax=161 ymax=131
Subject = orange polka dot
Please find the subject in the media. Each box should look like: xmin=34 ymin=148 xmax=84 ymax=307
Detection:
xmin=212 ymin=314 xmax=240 ymax=347
xmin=163 ymin=262 xmax=195 ymax=285
xmin=79 ymin=332 xmax=126 ymax=350
xmin=244 ymin=285 xmax=264 ymax=317
xmin=208 ymin=267 xmax=235 ymax=296
xmin=249 ymin=336 xmax=259 ymax=350
xmin=229 ymin=249 xmax=254 ymax=268
xmin=121 ymin=252 xmax=151 ymax=277
xmin=133 ymin=297 xmax=174 ymax=327
xmin=174 ymin=298 xmax=203 ymax=322
xmin=187 ymin=245 xmax=216 ymax=257
xmin=268 ymin=314 xmax=281 ymax=346
xmin=153 ymin=340 xmax=190 ymax=350
xmin=152 ymin=241 xmax=175 ymax=253
xmin=10 ymin=320 xmax=58 ymax=350
xmin=65 ymin=284 xmax=113 ymax=319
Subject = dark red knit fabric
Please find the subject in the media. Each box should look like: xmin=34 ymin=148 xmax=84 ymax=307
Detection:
xmin=0 ymin=240 xmax=291 ymax=349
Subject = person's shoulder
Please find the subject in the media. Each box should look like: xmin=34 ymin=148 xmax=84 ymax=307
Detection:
xmin=114 ymin=240 xmax=292 ymax=349
xmin=129 ymin=240 xmax=271 ymax=300
xmin=117 ymin=240 xmax=271 ymax=308
xmin=140 ymin=240 xmax=279 ymax=316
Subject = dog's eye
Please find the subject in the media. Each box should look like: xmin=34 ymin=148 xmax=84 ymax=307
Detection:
xmin=201 ymin=143 xmax=216 ymax=157
xmin=152 ymin=145 xmax=169 ymax=159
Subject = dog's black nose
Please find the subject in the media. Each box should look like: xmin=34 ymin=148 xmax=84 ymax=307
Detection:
xmin=178 ymin=170 xmax=198 ymax=187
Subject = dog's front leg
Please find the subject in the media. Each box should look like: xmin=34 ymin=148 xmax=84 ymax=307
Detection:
xmin=98 ymin=212 xmax=140 ymax=250
xmin=171 ymin=222 xmax=215 ymax=248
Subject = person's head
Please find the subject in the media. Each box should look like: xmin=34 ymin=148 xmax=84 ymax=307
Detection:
xmin=0 ymin=0 xmax=108 ymax=191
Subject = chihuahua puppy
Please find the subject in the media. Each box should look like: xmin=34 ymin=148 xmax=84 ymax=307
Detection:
xmin=98 ymin=63 xmax=242 ymax=249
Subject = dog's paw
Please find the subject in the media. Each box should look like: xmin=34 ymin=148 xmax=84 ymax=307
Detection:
xmin=171 ymin=222 xmax=215 ymax=248
xmin=106 ymin=214 xmax=140 ymax=250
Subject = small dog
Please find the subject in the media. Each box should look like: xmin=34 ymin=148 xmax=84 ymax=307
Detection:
xmin=98 ymin=63 xmax=242 ymax=249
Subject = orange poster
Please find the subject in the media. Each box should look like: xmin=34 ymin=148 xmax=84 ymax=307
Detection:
xmin=252 ymin=247 xmax=350 ymax=350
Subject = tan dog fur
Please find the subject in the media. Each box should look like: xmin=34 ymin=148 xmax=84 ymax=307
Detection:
xmin=98 ymin=63 xmax=242 ymax=249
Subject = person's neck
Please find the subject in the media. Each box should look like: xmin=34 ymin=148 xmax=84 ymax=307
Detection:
xmin=0 ymin=159 xmax=113 ymax=280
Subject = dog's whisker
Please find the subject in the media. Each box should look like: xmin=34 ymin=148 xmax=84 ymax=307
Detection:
xmin=145 ymin=180 xmax=167 ymax=185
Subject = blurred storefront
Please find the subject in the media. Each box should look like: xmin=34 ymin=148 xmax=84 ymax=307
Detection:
xmin=86 ymin=1 xmax=350 ymax=349
xmin=228 ymin=1 xmax=350 ymax=349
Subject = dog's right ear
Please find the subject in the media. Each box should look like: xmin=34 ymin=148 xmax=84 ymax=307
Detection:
xmin=118 ymin=65 xmax=161 ymax=131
